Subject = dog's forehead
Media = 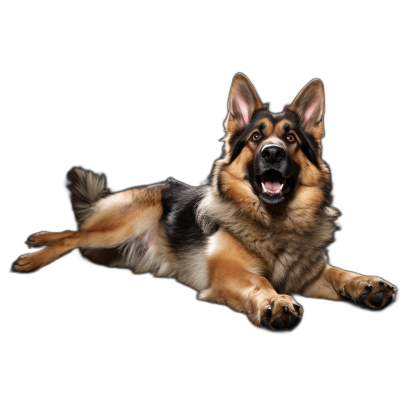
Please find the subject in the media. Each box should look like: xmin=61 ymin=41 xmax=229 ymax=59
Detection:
xmin=251 ymin=110 xmax=296 ymax=138
xmin=250 ymin=110 xmax=297 ymax=129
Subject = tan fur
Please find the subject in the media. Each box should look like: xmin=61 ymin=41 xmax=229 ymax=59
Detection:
xmin=199 ymin=107 xmax=394 ymax=321
xmin=13 ymin=74 xmax=396 ymax=331
xmin=199 ymin=228 xmax=302 ymax=327
xmin=27 ymin=230 xmax=75 ymax=247
xmin=301 ymin=265 xmax=395 ymax=308
xmin=14 ymin=185 xmax=167 ymax=272
xmin=198 ymin=74 xmax=395 ymax=327
xmin=219 ymin=146 xmax=260 ymax=216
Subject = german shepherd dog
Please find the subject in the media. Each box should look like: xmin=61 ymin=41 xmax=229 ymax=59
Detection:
xmin=12 ymin=74 xmax=396 ymax=331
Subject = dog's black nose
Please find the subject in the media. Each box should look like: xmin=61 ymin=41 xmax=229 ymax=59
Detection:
xmin=262 ymin=146 xmax=285 ymax=163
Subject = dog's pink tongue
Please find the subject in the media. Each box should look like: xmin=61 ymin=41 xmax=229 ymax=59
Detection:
xmin=265 ymin=181 xmax=281 ymax=192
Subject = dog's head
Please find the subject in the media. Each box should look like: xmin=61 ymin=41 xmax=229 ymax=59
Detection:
xmin=214 ymin=73 xmax=331 ymax=211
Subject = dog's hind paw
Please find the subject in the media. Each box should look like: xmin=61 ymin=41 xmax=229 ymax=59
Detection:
xmin=12 ymin=253 xmax=42 ymax=273
xmin=25 ymin=231 xmax=50 ymax=248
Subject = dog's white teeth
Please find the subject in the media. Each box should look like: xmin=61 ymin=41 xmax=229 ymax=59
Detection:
xmin=279 ymin=183 xmax=284 ymax=192
xmin=261 ymin=182 xmax=266 ymax=193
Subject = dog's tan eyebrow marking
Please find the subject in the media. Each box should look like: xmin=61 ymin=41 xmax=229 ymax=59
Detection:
xmin=274 ymin=119 xmax=302 ymax=146
xmin=256 ymin=118 xmax=273 ymax=136
xmin=275 ymin=119 xmax=292 ymax=130
xmin=274 ymin=119 xmax=300 ymax=142
xmin=244 ymin=118 xmax=271 ymax=143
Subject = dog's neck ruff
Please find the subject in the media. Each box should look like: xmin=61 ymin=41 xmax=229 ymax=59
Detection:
xmin=197 ymin=186 xmax=338 ymax=236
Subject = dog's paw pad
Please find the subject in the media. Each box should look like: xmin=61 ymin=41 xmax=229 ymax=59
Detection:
xmin=272 ymin=316 xmax=286 ymax=330
xmin=370 ymin=291 xmax=384 ymax=307
xmin=288 ymin=314 xmax=301 ymax=329
xmin=359 ymin=293 xmax=367 ymax=304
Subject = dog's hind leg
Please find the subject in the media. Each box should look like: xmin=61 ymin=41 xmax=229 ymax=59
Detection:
xmin=26 ymin=230 xmax=76 ymax=248
xmin=13 ymin=232 xmax=83 ymax=272
xmin=13 ymin=227 xmax=134 ymax=273
xmin=13 ymin=179 xmax=168 ymax=273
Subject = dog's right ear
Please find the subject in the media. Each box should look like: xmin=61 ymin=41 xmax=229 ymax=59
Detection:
xmin=224 ymin=73 xmax=262 ymax=153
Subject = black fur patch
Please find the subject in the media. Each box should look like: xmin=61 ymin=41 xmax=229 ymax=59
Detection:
xmin=162 ymin=178 xmax=217 ymax=255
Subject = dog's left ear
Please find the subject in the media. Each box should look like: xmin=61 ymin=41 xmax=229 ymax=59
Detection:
xmin=289 ymin=79 xmax=325 ymax=139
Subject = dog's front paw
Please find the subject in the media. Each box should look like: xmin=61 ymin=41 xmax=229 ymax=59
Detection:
xmin=260 ymin=294 xmax=303 ymax=331
xmin=340 ymin=276 xmax=396 ymax=309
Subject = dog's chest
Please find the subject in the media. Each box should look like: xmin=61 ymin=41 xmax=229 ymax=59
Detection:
xmin=254 ymin=226 xmax=314 ymax=262
xmin=232 ymin=215 xmax=334 ymax=292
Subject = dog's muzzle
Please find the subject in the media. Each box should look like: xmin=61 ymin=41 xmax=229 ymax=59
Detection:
xmin=254 ymin=145 xmax=296 ymax=204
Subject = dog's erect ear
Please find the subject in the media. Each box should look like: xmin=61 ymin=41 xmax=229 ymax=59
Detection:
xmin=226 ymin=73 xmax=262 ymax=130
xmin=289 ymin=79 xmax=325 ymax=139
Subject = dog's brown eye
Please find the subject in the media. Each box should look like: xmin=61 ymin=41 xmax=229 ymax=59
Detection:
xmin=252 ymin=133 xmax=261 ymax=141
xmin=286 ymin=134 xmax=295 ymax=143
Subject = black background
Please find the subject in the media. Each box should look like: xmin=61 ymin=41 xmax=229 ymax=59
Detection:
xmin=2 ymin=21 xmax=400 ymax=385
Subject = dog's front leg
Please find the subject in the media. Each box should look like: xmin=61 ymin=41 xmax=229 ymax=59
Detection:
xmin=300 ymin=265 xmax=396 ymax=309
xmin=198 ymin=228 xmax=303 ymax=330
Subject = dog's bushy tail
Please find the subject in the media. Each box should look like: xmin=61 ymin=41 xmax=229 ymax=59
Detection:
xmin=67 ymin=167 xmax=110 ymax=226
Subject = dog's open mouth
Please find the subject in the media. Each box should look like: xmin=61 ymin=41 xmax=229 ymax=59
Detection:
xmin=256 ymin=170 xmax=293 ymax=204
